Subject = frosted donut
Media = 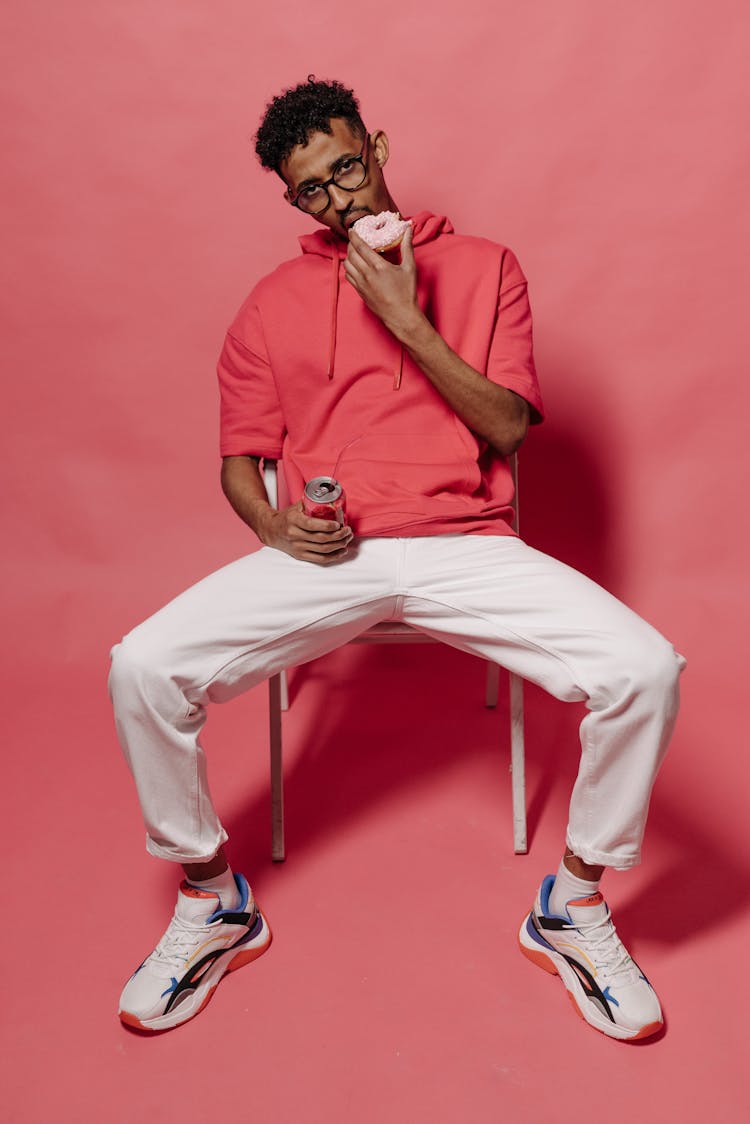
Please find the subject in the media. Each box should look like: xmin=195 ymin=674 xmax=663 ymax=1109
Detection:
xmin=352 ymin=211 xmax=411 ymax=253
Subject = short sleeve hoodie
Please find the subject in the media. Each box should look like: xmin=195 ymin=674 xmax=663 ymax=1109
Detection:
xmin=217 ymin=211 xmax=544 ymax=537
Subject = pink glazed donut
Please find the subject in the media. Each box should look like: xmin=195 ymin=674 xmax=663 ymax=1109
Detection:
xmin=352 ymin=211 xmax=412 ymax=253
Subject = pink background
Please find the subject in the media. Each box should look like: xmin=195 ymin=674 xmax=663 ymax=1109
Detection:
xmin=3 ymin=1 xmax=748 ymax=1120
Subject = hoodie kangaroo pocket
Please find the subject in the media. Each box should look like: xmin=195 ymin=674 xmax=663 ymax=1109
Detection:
xmin=333 ymin=431 xmax=482 ymax=520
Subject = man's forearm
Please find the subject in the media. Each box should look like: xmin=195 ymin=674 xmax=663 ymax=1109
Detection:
xmin=393 ymin=313 xmax=528 ymax=456
xmin=344 ymin=229 xmax=529 ymax=455
xmin=220 ymin=455 xmax=273 ymax=536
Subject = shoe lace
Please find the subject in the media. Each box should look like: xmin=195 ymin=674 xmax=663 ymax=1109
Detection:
xmin=149 ymin=914 xmax=213 ymax=977
xmin=572 ymin=908 xmax=638 ymax=983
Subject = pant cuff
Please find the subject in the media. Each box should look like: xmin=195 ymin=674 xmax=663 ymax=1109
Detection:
xmin=565 ymin=835 xmax=642 ymax=871
xmin=145 ymin=828 xmax=228 ymax=864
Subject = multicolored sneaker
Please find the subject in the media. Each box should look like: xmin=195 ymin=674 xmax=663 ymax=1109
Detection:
xmin=519 ymin=875 xmax=663 ymax=1041
xmin=119 ymin=873 xmax=271 ymax=1032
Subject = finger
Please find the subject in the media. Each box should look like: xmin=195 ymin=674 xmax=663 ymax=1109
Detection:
xmin=347 ymin=227 xmax=375 ymax=256
xmin=314 ymin=547 xmax=350 ymax=564
xmin=399 ymin=223 xmax=414 ymax=266
xmin=345 ymin=245 xmax=369 ymax=276
xmin=347 ymin=229 xmax=380 ymax=267
xmin=290 ymin=510 xmax=343 ymax=533
xmin=296 ymin=528 xmax=353 ymax=547
xmin=291 ymin=518 xmax=352 ymax=539
xmin=302 ymin=542 xmax=350 ymax=563
xmin=343 ymin=259 xmax=363 ymax=285
xmin=306 ymin=537 xmax=352 ymax=554
xmin=344 ymin=270 xmax=365 ymax=294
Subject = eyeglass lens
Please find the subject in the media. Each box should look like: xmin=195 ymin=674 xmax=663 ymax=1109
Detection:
xmin=296 ymin=159 xmax=367 ymax=214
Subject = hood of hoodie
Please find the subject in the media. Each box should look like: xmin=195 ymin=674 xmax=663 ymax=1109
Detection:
xmin=297 ymin=211 xmax=454 ymax=386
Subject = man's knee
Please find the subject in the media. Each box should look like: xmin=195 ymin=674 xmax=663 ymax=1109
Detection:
xmin=108 ymin=632 xmax=166 ymax=707
xmin=591 ymin=629 xmax=684 ymax=714
xmin=643 ymin=634 xmax=684 ymax=691
xmin=620 ymin=632 xmax=685 ymax=709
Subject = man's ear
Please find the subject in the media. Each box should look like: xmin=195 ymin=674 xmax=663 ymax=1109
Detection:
xmin=370 ymin=130 xmax=390 ymax=169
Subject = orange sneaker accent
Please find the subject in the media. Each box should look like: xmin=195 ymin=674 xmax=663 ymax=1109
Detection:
xmin=567 ymin=892 xmax=604 ymax=908
xmin=179 ymin=881 xmax=217 ymax=900
xmin=228 ymin=937 xmax=272 ymax=972
xmin=519 ymin=941 xmax=558 ymax=976
xmin=567 ymin=992 xmax=585 ymax=1020
xmin=194 ymin=985 xmax=219 ymax=1018
xmin=631 ymin=1020 xmax=663 ymax=1041
xmin=119 ymin=1010 xmax=147 ymax=1031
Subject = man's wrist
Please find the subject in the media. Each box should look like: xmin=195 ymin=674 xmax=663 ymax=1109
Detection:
xmin=246 ymin=498 xmax=274 ymax=540
xmin=387 ymin=307 xmax=433 ymax=347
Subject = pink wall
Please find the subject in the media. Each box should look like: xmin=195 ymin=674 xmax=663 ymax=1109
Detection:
xmin=3 ymin=1 xmax=748 ymax=841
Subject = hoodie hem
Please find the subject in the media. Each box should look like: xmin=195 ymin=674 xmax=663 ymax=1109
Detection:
xmin=354 ymin=516 xmax=518 ymax=539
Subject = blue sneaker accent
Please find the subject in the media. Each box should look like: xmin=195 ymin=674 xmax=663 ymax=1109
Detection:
xmin=539 ymin=873 xmax=574 ymax=920
xmin=160 ymin=976 xmax=178 ymax=998
xmin=602 ymin=985 xmax=620 ymax=1008
xmin=206 ymin=873 xmax=250 ymax=923
xmin=539 ymin=874 xmax=556 ymax=916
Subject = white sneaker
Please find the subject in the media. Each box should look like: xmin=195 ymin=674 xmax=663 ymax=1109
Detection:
xmin=119 ymin=873 xmax=271 ymax=1031
xmin=519 ymin=875 xmax=663 ymax=1041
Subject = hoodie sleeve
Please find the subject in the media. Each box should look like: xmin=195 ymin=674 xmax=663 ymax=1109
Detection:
xmin=217 ymin=298 xmax=286 ymax=458
xmin=486 ymin=249 xmax=545 ymax=424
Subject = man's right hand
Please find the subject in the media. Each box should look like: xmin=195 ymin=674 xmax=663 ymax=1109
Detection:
xmin=257 ymin=501 xmax=353 ymax=565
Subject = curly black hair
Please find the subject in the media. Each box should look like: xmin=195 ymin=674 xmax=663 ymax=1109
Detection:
xmin=255 ymin=76 xmax=366 ymax=173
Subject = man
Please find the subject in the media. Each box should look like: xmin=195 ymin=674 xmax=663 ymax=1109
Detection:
xmin=110 ymin=78 xmax=685 ymax=1039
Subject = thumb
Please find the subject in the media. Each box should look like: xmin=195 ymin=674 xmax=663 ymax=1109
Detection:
xmin=400 ymin=222 xmax=414 ymax=265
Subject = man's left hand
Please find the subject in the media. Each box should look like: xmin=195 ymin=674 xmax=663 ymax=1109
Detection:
xmin=344 ymin=225 xmax=424 ymax=341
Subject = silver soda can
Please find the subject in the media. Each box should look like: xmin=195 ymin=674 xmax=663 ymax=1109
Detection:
xmin=303 ymin=476 xmax=347 ymax=524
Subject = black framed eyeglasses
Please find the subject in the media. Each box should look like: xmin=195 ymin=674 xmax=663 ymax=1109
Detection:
xmin=286 ymin=133 xmax=370 ymax=215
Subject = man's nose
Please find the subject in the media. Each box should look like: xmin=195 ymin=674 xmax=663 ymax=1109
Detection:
xmin=329 ymin=183 xmax=353 ymax=211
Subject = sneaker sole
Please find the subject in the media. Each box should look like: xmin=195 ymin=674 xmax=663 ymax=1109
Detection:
xmin=518 ymin=912 xmax=662 ymax=1042
xmin=119 ymin=909 xmax=272 ymax=1033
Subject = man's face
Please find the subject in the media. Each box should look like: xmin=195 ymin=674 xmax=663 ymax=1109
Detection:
xmin=279 ymin=117 xmax=396 ymax=241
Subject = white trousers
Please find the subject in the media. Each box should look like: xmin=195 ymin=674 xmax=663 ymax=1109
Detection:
xmin=109 ymin=536 xmax=685 ymax=870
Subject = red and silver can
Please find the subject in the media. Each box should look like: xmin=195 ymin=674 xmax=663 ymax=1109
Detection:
xmin=303 ymin=476 xmax=347 ymax=524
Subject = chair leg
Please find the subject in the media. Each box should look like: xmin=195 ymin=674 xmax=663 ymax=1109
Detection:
xmin=269 ymin=674 xmax=285 ymax=861
xmin=509 ymin=672 xmax=527 ymax=854
xmin=280 ymin=668 xmax=289 ymax=712
xmin=485 ymin=662 xmax=500 ymax=708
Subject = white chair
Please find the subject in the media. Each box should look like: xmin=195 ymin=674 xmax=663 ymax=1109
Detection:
xmin=263 ymin=458 xmax=527 ymax=862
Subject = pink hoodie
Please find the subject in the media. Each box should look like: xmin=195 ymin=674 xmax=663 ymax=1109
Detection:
xmin=218 ymin=211 xmax=544 ymax=537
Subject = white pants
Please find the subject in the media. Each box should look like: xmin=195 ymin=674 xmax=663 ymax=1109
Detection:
xmin=109 ymin=536 xmax=685 ymax=870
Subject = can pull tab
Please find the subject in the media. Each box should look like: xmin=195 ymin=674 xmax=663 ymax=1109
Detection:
xmin=303 ymin=476 xmax=347 ymax=525
xmin=312 ymin=481 xmax=336 ymax=500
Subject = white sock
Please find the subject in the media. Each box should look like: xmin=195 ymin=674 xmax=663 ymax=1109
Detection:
xmin=548 ymin=858 xmax=601 ymax=918
xmin=187 ymin=866 xmax=242 ymax=911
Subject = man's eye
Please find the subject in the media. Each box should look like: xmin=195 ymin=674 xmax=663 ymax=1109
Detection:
xmin=336 ymin=159 xmax=355 ymax=173
xmin=301 ymin=185 xmax=323 ymax=199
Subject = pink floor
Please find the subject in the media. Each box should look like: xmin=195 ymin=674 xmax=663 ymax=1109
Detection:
xmin=5 ymin=640 xmax=748 ymax=1123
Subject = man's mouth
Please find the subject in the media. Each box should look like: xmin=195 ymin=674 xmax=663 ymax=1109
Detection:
xmin=343 ymin=209 xmax=369 ymax=231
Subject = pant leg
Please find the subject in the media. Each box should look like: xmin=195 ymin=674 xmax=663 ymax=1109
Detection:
xmin=109 ymin=540 xmax=401 ymax=862
xmin=398 ymin=535 xmax=686 ymax=870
